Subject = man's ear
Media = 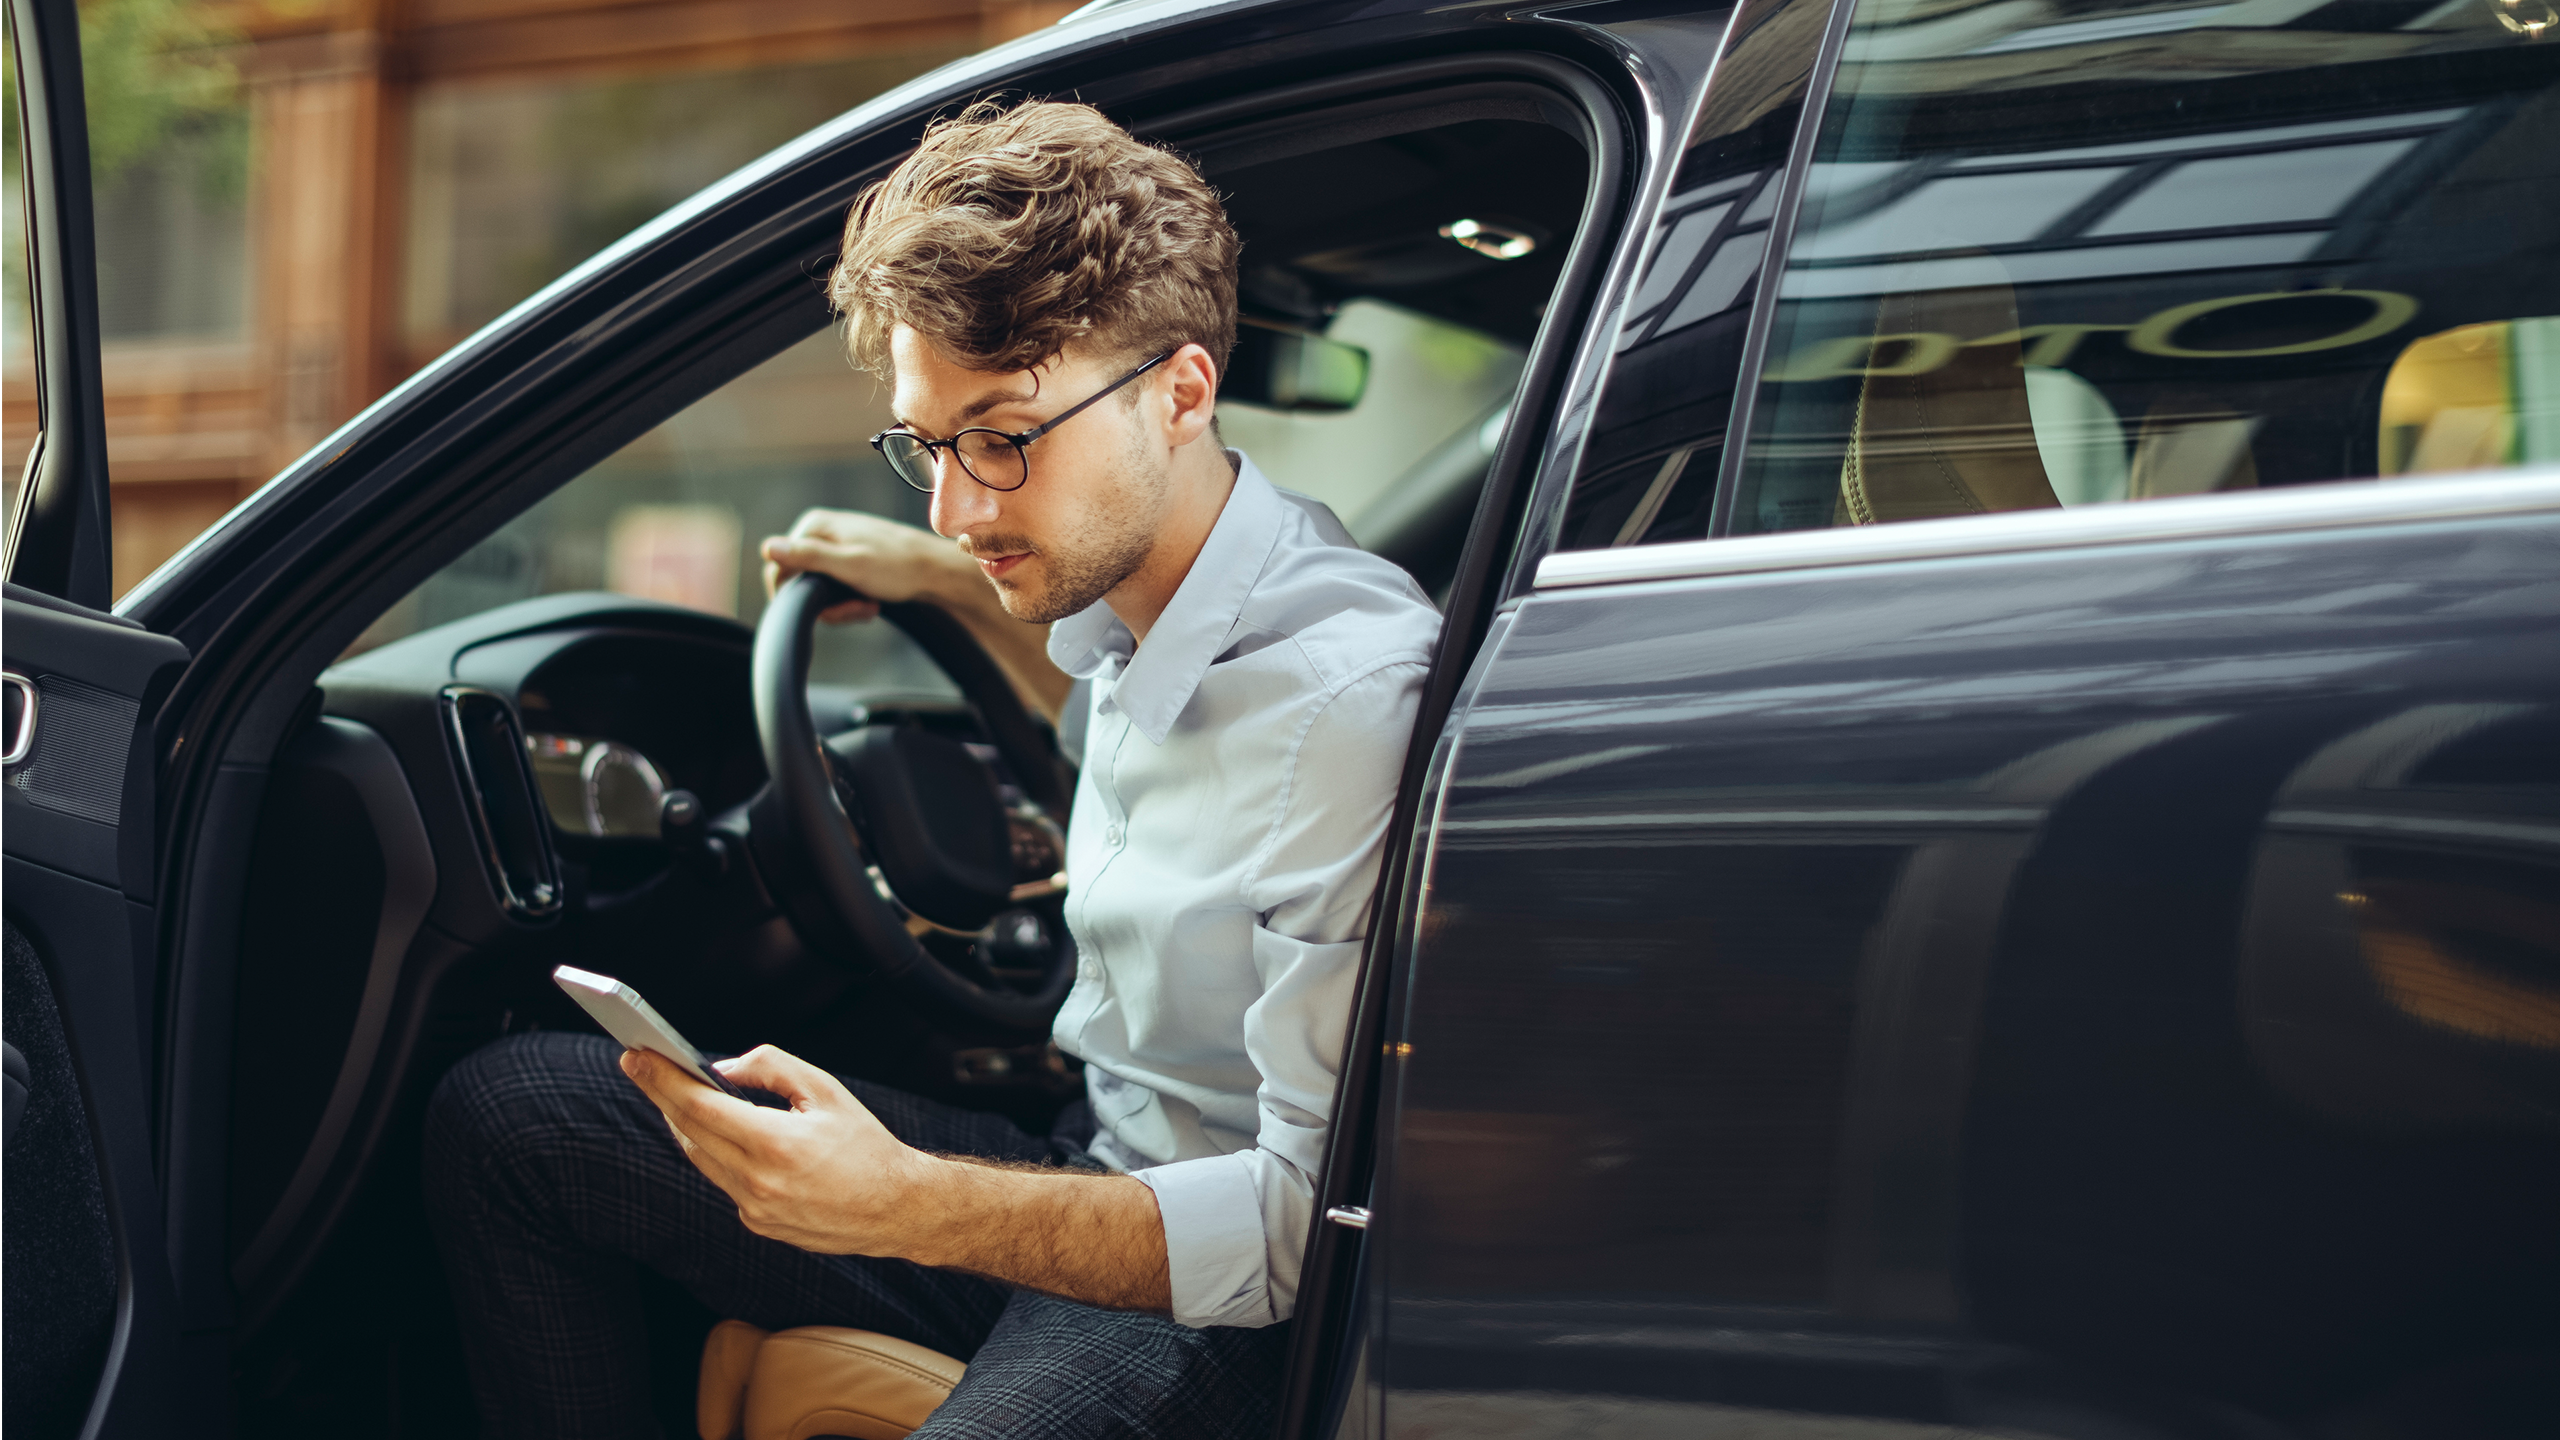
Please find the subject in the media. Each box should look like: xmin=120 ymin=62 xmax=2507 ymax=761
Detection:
xmin=1160 ymin=343 xmax=1220 ymax=449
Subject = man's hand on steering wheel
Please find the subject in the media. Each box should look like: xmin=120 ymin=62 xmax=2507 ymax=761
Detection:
xmin=759 ymin=509 xmax=1073 ymax=722
xmin=761 ymin=509 xmax=952 ymax=623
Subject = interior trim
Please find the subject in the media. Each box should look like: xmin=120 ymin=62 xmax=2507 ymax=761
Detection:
xmin=1534 ymin=469 xmax=2560 ymax=590
xmin=232 ymin=717 xmax=437 ymax=1297
xmin=1167 ymin=83 xmax=1593 ymax=173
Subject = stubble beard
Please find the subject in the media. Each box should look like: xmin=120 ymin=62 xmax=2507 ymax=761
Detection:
xmin=981 ymin=434 xmax=1168 ymax=625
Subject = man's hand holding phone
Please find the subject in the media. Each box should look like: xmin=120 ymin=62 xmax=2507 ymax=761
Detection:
xmin=620 ymin=1045 xmax=936 ymax=1257
xmin=556 ymin=965 xmax=1172 ymax=1308
xmin=551 ymin=965 xmax=935 ymax=1255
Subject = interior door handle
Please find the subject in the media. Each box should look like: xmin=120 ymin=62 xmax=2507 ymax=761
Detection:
xmin=3 ymin=672 xmax=34 ymax=766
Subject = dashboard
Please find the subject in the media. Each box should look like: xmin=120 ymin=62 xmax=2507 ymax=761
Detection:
xmin=313 ymin=590 xmax=1036 ymax=929
xmin=231 ymin=592 xmax=1073 ymax=1328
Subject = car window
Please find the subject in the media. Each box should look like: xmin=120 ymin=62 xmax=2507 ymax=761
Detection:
xmin=1545 ymin=0 xmax=1843 ymax=551
xmin=1561 ymin=0 xmax=2560 ymax=549
xmin=354 ymin=302 xmax=1523 ymax=684
xmin=346 ymin=329 xmax=962 ymax=696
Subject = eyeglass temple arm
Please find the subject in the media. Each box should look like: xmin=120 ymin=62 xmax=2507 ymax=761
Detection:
xmin=1016 ymin=352 xmax=1171 ymax=444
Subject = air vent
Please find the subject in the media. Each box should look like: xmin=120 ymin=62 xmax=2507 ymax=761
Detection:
xmin=440 ymin=687 xmax=563 ymax=921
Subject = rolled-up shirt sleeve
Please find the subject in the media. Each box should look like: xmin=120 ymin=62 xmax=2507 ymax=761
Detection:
xmin=1135 ymin=930 xmax=1362 ymax=1328
xmin=1132 ymin=661 xmax=1423 ymax=1329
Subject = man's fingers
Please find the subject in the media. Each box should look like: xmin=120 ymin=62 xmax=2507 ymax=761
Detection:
xmin=622 ymin=1050 xmax=762 ymax=1172
xmin=787 ymin=507 xmax=857 ymax=541
xmin=714 ymin=1044 xmax=848 ymax=1110
xmin=660 ymin=1112 xmax=747 ymax=1191
xmin=760 ymin=534 xmax=838 ymax=593
xmin=761 ymin=538 xmax=883 ymax=621
xmin=761 ymin=536 xmax=814 ymax=585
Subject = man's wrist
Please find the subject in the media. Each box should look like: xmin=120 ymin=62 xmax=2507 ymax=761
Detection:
xmin=885 ymin=1150 xmax=973 ymax=1268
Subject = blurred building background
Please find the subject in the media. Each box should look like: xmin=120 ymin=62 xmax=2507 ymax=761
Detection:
xmin=4 ymin=0 xmax=1077 ymax=599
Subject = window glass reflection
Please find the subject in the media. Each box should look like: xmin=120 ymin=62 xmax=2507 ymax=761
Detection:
xmin=1562 ymin=0 xmax=2560 ymax=549
xmin=1735 ymin=1 xmax=2558 ymax=538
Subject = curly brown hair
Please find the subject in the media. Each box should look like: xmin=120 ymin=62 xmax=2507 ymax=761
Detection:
xmin=829 ymin=100 xmax=1240 ymax=382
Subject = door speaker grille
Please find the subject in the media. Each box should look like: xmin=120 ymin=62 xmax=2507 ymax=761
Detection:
xmin=6 ymin=676 xmax=138 ymax=825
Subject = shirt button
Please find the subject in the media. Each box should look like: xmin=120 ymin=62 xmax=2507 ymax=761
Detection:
xmin=1105 ymin=824 xmax=1122 ymax=846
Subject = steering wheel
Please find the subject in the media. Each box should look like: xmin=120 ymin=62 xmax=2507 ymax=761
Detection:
xmin=749 ymin=571 xmax=1077 ymax=1036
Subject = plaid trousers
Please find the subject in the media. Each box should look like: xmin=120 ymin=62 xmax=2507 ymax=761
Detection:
xmin=424 ymin=1031 xmax=1289 ymax=1440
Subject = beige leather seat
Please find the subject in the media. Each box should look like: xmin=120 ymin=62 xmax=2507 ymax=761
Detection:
xmin=697 ymin=1320 xmax=965 ymax=1440
xmin=1836 ymin=282 xmax=2064 ymax=525
xmin=1833 ymin=278 xmax=2259 ymax=521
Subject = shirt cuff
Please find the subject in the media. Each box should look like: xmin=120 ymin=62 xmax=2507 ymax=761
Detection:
xmin=1134 ymin=1152 xmax=1272 ymax=1329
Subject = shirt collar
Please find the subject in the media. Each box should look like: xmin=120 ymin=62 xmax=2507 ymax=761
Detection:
xmin=1046 ymin=450 xmax=1286 ymax=745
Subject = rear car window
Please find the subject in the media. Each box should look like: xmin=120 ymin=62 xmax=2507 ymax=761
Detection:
xmin=1563 ymin=0 xmax=2560 ymax=548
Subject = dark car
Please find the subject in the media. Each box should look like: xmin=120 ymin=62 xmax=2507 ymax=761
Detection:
xmin=6 ymin=0 xmax=2555 ymax=1435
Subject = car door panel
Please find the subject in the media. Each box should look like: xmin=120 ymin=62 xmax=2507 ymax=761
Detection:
xmin=1380 ymin=500 xmax=2560 ymax=1436
xmin=4 ymin=593 xmax=195 ymax=1438
xmin=4 ymin=920 xmax=118 ymax=1438
xmin=4 ymin=594 xmax=182 ymax=885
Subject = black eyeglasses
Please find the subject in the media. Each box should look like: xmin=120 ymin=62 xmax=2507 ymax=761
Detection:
xmin=870 ymin=352 xmax=1170 ymax=495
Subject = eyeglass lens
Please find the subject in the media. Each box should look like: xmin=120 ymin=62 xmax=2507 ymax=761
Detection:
xmin=879 ymin=431 xmax=1029 ymax=494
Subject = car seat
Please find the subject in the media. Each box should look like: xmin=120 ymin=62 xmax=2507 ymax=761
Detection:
xmin=1828 ymin=275 xmax=2265 ymax=520
xmin=1834 ymin=281 xmax=2064 ymax=525
xmin=696 ymin=1320 xmax=964 ymax=1440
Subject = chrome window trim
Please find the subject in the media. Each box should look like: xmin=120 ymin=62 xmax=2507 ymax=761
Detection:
xmin=1533 ymin=469 xmax=2560 ymax=590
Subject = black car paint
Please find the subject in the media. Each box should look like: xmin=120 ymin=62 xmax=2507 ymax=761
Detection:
xmin=1379 ymin=512 xmax=2560 ymax=1433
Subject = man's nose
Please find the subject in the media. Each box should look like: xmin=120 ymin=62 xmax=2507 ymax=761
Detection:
xmin=929 ymin=463 xmax=998 ymax=538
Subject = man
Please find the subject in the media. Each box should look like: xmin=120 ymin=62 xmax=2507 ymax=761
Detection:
xmin=424 ymin=100 xmax=1442 ymax=1438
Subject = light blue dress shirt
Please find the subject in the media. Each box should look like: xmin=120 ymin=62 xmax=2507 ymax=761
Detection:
xmin=1045 ymin=452 xmax=1440 ymax=1330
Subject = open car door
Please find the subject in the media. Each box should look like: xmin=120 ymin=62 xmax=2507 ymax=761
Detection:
xmin=6 ymin=0 xmax=195 ymax=1433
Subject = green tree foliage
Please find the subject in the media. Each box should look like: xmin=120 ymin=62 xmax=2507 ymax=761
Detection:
xmin=5 ymin=0 xmax=245 ymax=195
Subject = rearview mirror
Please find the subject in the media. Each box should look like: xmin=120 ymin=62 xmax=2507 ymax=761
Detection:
xmin=1223 ymin=319 xmax=1370 ymax=412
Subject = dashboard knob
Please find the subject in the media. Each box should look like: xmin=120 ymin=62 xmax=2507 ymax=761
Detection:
xmin=659 ymin=789 xmax=729 ymax=878
xmin=660 ymin=789 xmax=704 ymax=838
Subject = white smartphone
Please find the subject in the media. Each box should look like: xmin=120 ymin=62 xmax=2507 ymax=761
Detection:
xmin=551 ymin=965 xmax=748 ymax=1100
